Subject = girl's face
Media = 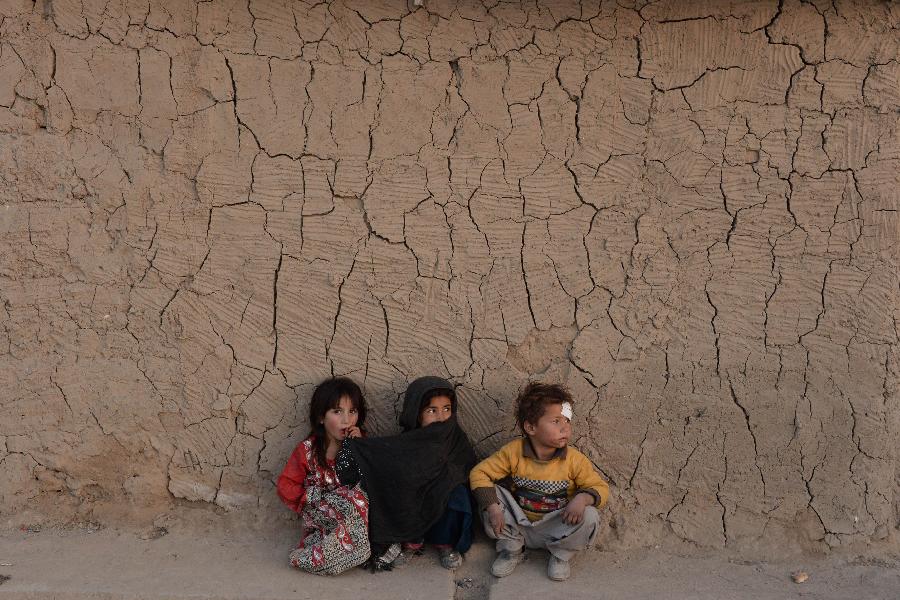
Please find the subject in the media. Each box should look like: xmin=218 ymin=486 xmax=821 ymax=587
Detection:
xmin=419 ymin=394 xmax=453 ymax=427
xmin=321 ymin=396 xmax=359 ymax=444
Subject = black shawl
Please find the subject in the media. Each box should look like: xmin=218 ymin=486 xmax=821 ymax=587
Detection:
xmin=336 ymin=376 xmax=476 ymax=544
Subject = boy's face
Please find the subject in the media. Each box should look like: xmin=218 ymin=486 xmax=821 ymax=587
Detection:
xmin=419 ymin=394 xmax=453 ymax=427
xmin=524 ymin=403 xmax=571 ymax=449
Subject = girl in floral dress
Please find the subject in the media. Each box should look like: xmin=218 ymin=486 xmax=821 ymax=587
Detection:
xmin=276 ymin=377 xmax=371 ymax=575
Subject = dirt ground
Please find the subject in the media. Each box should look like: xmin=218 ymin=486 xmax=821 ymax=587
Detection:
xmin=1 ymin=507 xmax=898 ymax=600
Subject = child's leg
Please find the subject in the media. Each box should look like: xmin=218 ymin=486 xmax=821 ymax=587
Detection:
xmin=481 ymin=486 xmax=527 ymax=554
xmin=482 ymin=486 xmax=531 ymax=577
xmin=524 ymin=505 xmax=601 ymax=561
xmin=425 ymin=484 xmax=474 ymax=552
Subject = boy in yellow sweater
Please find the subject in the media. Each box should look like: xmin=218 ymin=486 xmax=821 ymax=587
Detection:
xmin=469 ymin=382 xmax=609 ymax=581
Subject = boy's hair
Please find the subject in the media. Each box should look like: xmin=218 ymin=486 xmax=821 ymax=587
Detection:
xmin=515 ymin=382 xmax=573 ymax=433
xmin=309 ymin=377 xmax=367 ymax=466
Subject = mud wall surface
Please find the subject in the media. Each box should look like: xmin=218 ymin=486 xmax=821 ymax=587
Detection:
xmin=1 ymin=0 xmax=898 ymax=554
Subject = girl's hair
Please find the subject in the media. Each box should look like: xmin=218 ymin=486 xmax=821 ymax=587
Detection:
xmin=308 ymin=377 xmax=367 ymax=467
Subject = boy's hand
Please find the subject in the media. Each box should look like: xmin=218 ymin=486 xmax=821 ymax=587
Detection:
xmin=561 ymin=493 xmax=594 ymax=525
xmin=486 ymin=503 xmax=504 ymax=537
xmin=346 ymin=426 xmax=362 ymax=439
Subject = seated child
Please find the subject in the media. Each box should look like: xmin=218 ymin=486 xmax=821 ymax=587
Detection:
xmin=276 ymin=377 xmax=371 ymax=575
xmin=336 ymin=376 xmax=477 ymax=571
xmin=469 ymin=382 xmax=609 ymax=582
xmin=400 ymin=380 xmax=475 ymax=569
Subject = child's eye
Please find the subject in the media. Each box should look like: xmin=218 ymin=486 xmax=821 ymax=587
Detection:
xmin=349 ymin=408 xmax=357 ymax=414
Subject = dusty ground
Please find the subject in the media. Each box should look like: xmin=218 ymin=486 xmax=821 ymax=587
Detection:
xmin=1 ymin=0 xmax=898 ymax=558
xmin=0 ymin=510 xmax=898 ymax=600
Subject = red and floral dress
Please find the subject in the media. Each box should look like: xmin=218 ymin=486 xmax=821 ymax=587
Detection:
xmin=276 ymin=436 xmax=370 ymax=575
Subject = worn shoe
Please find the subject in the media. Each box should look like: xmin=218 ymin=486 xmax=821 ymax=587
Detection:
xmin=364 ymin=543 xmax=402 ymax=572
xmin=547 ymin=555 xmax=570 ymax=581
xmin=491 ymin=549 xmax=525 ymax=578
xmin=438 ymin=547 xmax=463 ymax=570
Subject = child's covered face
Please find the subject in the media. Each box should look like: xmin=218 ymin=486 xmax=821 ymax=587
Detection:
xmin=321 ymin=395 xmax=359 ymax=443
xmin=419 ymin=394 xmax=453 ymax=427
xmin=524 ymin=403 xmax=571 ymax=450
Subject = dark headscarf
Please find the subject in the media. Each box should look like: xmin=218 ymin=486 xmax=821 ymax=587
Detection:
xmin=336 ymin=377 xmax=476 ymax=544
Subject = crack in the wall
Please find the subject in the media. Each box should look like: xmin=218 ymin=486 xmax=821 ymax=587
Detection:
xmin=1 ymin=0 xmax=897 ymax=554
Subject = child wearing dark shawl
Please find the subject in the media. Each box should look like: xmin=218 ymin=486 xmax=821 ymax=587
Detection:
xmin=336 ymin=376 xmax=477 ymax=571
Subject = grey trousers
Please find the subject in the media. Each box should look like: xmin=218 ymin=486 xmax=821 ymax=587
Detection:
xmin=482 ymin=485 xmax=600 ymax=561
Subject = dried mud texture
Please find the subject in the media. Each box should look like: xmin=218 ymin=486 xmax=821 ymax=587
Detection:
xmin=0 ymin=0 xmax=898 ymax=555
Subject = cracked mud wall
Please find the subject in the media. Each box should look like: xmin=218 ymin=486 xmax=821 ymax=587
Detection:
xmin=1 ymin=0 xmax=898 ymax=555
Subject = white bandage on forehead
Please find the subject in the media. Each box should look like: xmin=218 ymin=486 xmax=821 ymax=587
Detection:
xmin=561 ymin=402 xmax=573 ymax=420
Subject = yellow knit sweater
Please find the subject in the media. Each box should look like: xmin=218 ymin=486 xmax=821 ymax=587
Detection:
xmin=470 ymin=438 xmax=610 ymax=522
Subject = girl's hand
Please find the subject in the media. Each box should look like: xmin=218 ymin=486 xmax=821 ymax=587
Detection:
xmin=346 ymin=426 xmax=362 ymax=439
xmin=487 ymin=503 xmax=504 ymax=537
xmin=561 ymin=493 xmax=593 ymax=525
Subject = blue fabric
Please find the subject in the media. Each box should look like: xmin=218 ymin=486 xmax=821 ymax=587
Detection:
xmin=424 ymin=484 xmax=474 ymax=552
